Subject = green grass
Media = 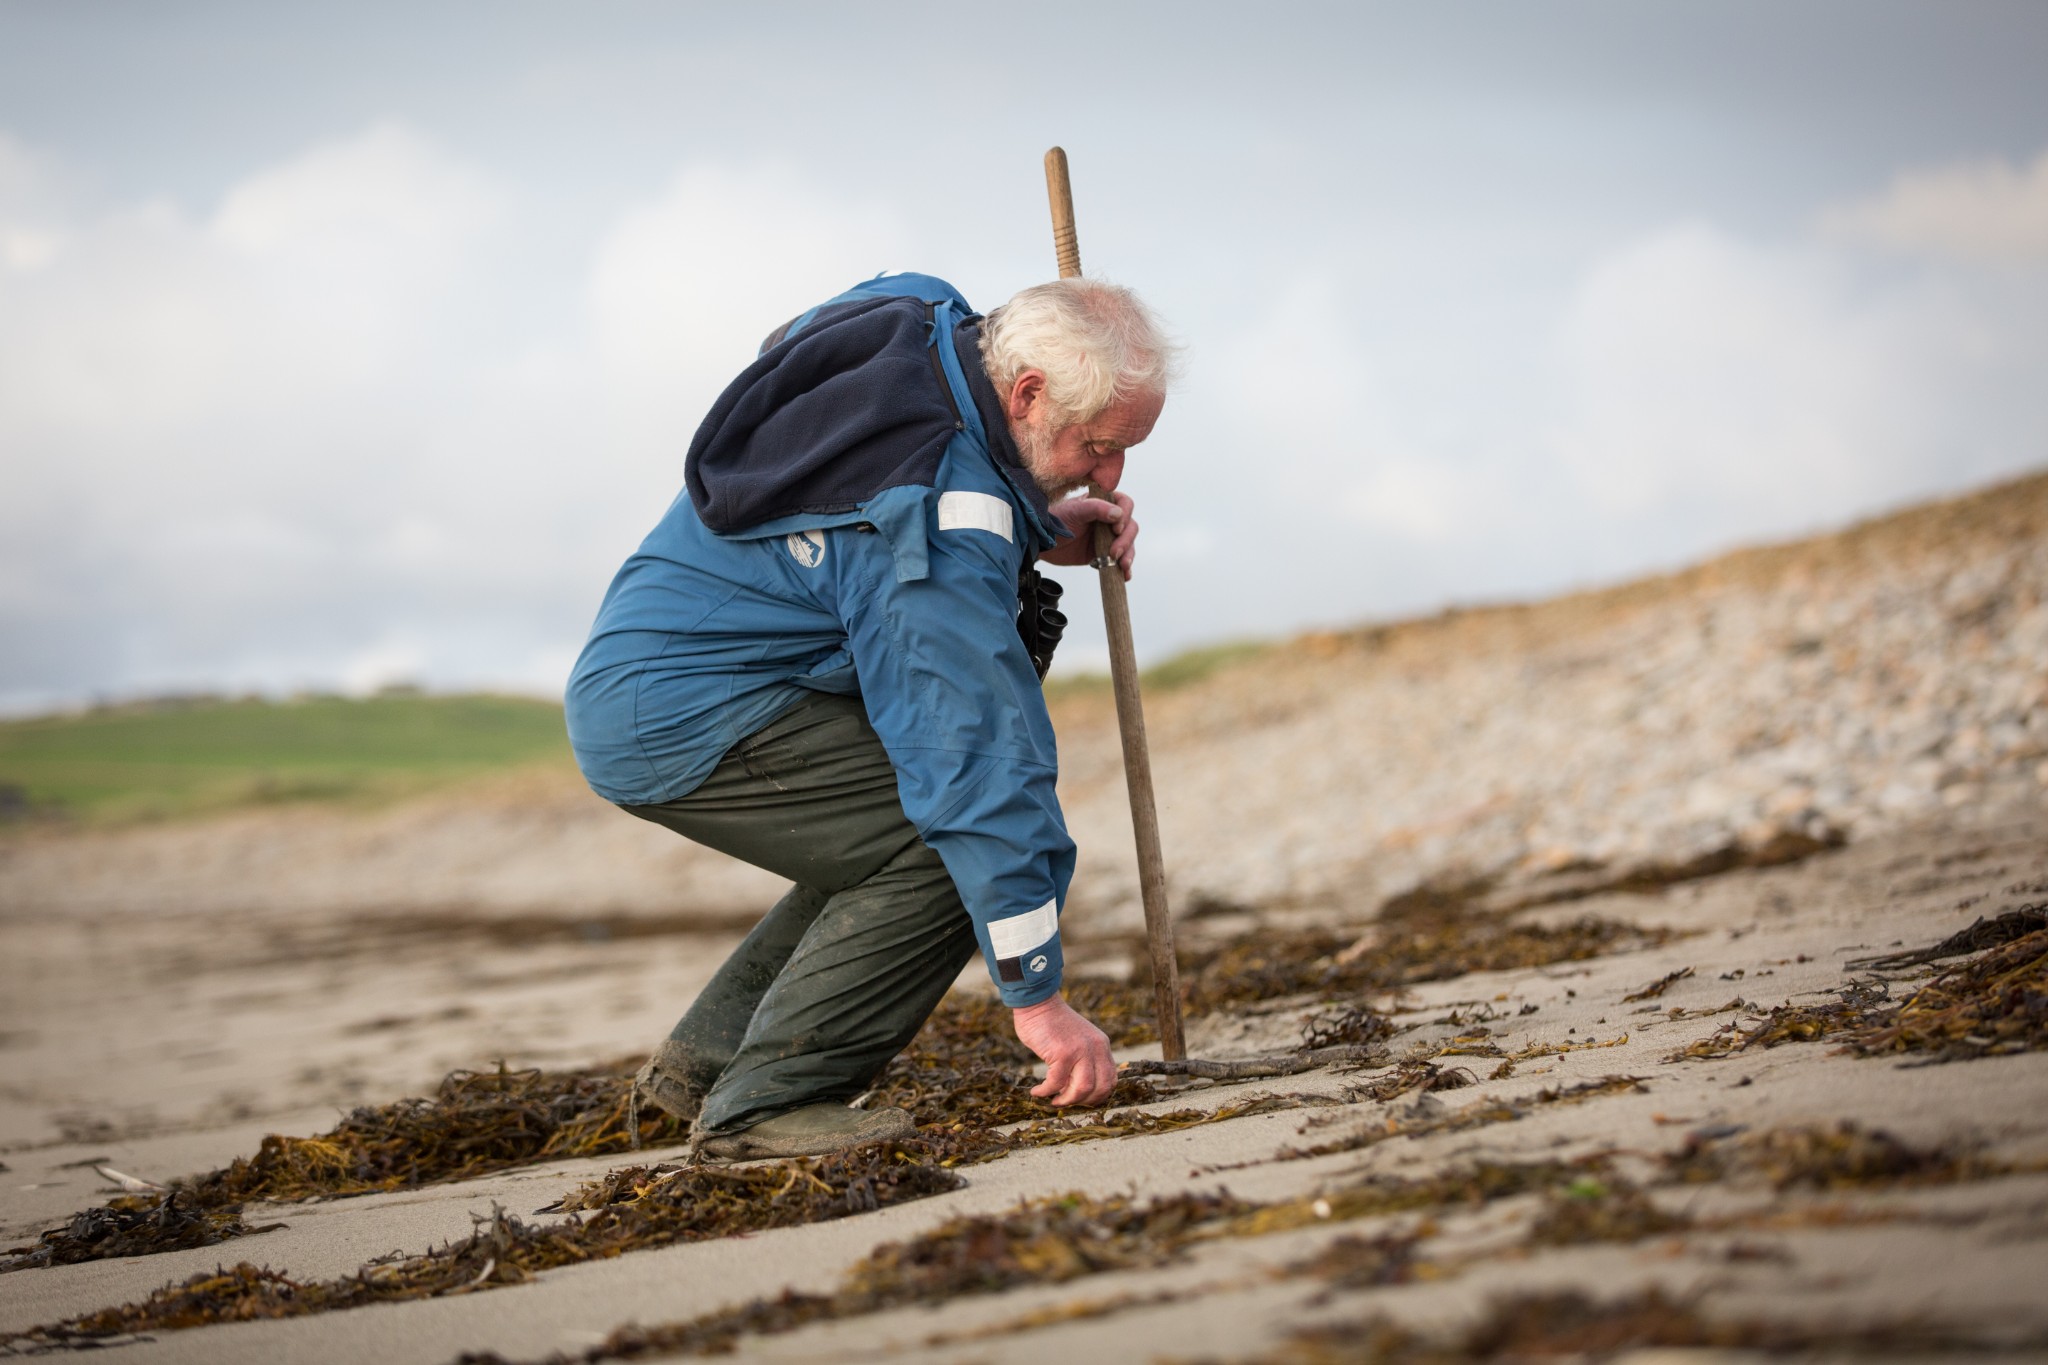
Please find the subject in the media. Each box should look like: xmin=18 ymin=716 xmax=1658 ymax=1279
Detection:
xmin=1139 ymin=639 xmax=1271 ymax=691
xmin=1041 ymin=638 xmax=1273 ymax=704
xmin=0 ymin=693 xmax=573 ymax=825
xmin=1 ymin=642 xmax=1276 ymax=827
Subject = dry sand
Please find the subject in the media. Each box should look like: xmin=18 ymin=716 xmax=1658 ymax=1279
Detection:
xmin=3 ymin=800 xmax=2044 ymax=1362
xmin=3 ymin=474 xmax=2047 ymax=1362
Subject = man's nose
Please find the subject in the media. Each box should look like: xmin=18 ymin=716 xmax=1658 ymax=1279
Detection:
xmin=1093 ymin=451 xmax=1126 ymax=493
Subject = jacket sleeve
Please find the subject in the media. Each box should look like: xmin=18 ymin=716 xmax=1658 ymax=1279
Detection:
xmin=833 ymin=502 xmax=1076 ymax=1007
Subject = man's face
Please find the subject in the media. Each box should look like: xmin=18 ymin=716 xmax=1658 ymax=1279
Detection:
xmin=1008 ymin=375 xmax=1165 ymax=500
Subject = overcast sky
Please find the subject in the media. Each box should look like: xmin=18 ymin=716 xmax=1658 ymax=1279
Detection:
xmin=3 ymin=1 xmax=2045 ymax=711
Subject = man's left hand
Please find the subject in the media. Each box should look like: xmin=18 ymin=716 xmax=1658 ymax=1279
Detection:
xmin=1039 ymin=492 xmax=1138 ymax=580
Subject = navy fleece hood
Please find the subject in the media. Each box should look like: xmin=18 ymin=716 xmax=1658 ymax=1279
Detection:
xmin=685 ymin=293 xmax=966 ymax=534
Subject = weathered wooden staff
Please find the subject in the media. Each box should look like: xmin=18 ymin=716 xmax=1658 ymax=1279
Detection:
xmin=1042 ymin=146 xmax=1188 ymax=1062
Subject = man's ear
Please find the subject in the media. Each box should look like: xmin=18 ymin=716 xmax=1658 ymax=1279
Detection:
xmin=1005 ymin=370 xmax=1046 ymax=423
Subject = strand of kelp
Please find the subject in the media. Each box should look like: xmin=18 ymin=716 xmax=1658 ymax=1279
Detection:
xmin=1665 ymin=910 xmax=2048 ymax=1064
xmin=5 ymin=897 xmax=1673 ymax=1272
xmin=0 ymin=1063 xmax=685 ymax=1271
xmin=16 ymin=1026 xmax=2028 ymax=1345
xmin=2 ymin=1097 xmax=1418 ymax=1347
xmin=1254 ymin=1287 xmax=2048 ymax=1365
xmin=12 ymin=1080 xmax=2026 ymax=1355
xmin=0 ymin=1065 xmax=1668 ymax=1346
xmin=15 ymin=900 xmax=2034 ymax=1278
xmin=441 ymin=1120 xmax=2028 ymax=1365
xmin=0 ymin=1072 xmax=1651 ymax=1348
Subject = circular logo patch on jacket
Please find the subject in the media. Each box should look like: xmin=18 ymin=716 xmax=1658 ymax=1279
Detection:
xmin=785 ymin=530 xmax=825 ymax=569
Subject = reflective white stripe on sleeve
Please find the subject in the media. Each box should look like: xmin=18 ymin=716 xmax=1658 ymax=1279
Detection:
xmin=936 ymin=490 xmax=1014 ymax=542
xmin=986 ymin=899 xmax=1057 ymax=959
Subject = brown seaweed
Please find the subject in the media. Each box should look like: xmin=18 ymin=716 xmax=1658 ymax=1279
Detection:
xmin=202 ymin=1063 xmax=683 ymax=1202
xmin=9 ymin=897 xmax=1668 ymax=1276
xmin=1845 ymin=925 xmax=2048 ymax=1063
xmin=1664 ymin=979 xmax=1892 ymax=1060
xmin=1007 ymin=1093 xmax=1327 ymax=1149
xmin=7 ymin=1134 xmax=969 ymax=1347
xmin=1663 ymin=1121 xmax=2011 ymax=1191
xmin=451 ymin=1161 xmax=1590 ymax=1365
xmin=1620 ymin=965 xmax=1694 ymax=1002
xmin=1670 ymin=925 xmax=2048 ymax=1066
xmin=1848 ymin=905 xmax=2048 ymax=970
xmin=1258 ymin=1286 xmax=2034 ymax=1363
xmin=2 ymin=1062 xmax=681 ymax=1273
xmin=1290 ymin=1231 xmax=1422 ymax=1294
xmin=1222 ymin=1160 xmax=1576 ymax=1239
xmin=1300 ymin=1005 xmax=1398 ymax=1050
xmin=1342 ymin=1061 xmax=1475 ymax=1103
xmin=1524 ymin=1174 xmax=1691 ymax=1246
xmin=453 ymin=1189 xmax=1254 ymax=1365
xmin=1273 ymin=1075 xmax=1646 ymax=1163
xmin=868 ymin=893 xmax=1660 ymax=1128
xmin=0 ymin=1190 xmax=281 ymax=1273
xmin=1163 ymin=901 xmax=1672 ymax=1018
xmin=861 ymin=993 xmax=1161 ymax=1127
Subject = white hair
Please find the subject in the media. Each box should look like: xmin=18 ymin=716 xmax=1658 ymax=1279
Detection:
xmin=978 ymin=279 xmax=1178 ymax=426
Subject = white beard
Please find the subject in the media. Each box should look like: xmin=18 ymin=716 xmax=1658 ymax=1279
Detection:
xmin=1014 ymin=414 xmax=1078 ymax=499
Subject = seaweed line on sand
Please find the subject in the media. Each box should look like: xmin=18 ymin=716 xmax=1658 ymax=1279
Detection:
xmin=2 ymin=902 xmax=1680 ymax=1357
xmin=442 ymin=1173 xmax=1449 ymax=1365
xmin=6 ymin=893 xmax=1670 ymax=1273
xmin=0 ymin=1092 xmax=1339 ymax=1346
xmin=20 ymin=1118 xmax=2023 ymax=1357
xmin=542 ymin=1092 xmax=1332 ymax=1217
xmin=1260 ymin=1074 xmax=1651 ymax=1167
xmin=1 ymin=1133 xmax=977 ymax=1352
xmin=1667 ymin=913 xmax=2048 ymax=1066
xmin=1237 ymin=1287 xmax=2048 ymax=1364
xmin=444 ymin=1119 xmax=2029 ymax=1365
xmin=1 ymin=1062 xmax=687 ymax=1274
xmin=870 ymin=893 xmax=1671 ymax=1128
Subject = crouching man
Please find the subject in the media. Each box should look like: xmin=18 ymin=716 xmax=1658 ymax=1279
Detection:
xmin=565 ymin=272 xmax=1174 ymax=1159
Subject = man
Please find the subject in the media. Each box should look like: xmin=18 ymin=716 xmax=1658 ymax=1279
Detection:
xmin=565 ymin=271 xmax=1173 ymax=1160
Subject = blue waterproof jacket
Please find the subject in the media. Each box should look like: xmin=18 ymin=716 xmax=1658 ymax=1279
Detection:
xmin=566 ymin=273 xmax=1075 ymax=1006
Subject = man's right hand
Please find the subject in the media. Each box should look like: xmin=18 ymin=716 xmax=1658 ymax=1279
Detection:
xmin=1012 ymin=994 xmax=1117 ymax=1106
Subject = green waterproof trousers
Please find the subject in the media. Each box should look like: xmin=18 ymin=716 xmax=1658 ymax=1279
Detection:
xmin=621 ymin=692 xmax=980 ymax=1135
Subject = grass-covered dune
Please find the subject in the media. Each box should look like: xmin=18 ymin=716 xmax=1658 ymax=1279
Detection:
xmin=0 ymin=692 xmax=574 ymax=825
xmin=0 ymin=640 xmax=1281 ymax=829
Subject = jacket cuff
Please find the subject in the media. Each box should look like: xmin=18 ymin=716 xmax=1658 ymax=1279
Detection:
xmin=981 ymin=899 xmax=1063 ymax=1002
xmin=997 ymin=971 xmax=1064 ymax=1009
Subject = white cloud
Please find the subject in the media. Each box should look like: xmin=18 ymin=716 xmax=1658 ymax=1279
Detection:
xmin=1211 ymin=283 xmax=1460 ymax=539
xmin=1339 ymin=458 xmax=1471 ymax=543
xmin=0 ymin=128 xmax=923 ymax=706
xmin=5 ymin=120 xmax=2046 ymax=710
xmin=583 ymin=163 xmax=909 ymax=489
xmin=339 ymin=635 xmax=429 ymax=695
xmin=1136 ymin=523 xmax=1218 ymax=563
xmin=211 ymin=123 xmax=498 ymax=259
xmin=1548 ymin=221 xmax=2047 ymax=558
xmin=1822 ymin=149 xmax=2048 ymax=263
xmin=1204 ymin=283 xmax=1523 ymax=555
xmin=0 ymin=132 xmax=73 ymax=272
xmin=1179 ymin=196 xmax=2048 ymax=641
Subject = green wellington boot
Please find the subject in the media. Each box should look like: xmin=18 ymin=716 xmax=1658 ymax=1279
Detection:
xmin=696 ymin=1102 xmax=916 ymax=1161
xmin=631 ymin=1040 xmax=706 ymax=1124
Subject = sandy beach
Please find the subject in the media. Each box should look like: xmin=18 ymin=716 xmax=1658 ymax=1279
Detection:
xmin=4 ymin=474 xmax=2046 ymax=1362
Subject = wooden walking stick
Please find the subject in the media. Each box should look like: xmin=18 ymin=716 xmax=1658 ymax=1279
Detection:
xmin=1042 ymin=146 xmax=1187 ymax=1062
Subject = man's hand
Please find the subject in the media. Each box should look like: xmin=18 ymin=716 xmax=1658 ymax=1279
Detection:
xmin=1039 ymin=492 xmax=1138 ymax=581
xmin=1012 ymin=994 xmax=1117 ymax=1106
